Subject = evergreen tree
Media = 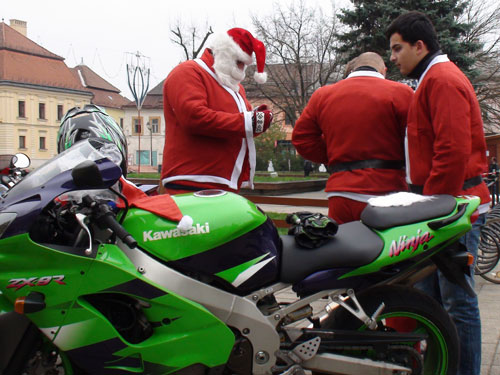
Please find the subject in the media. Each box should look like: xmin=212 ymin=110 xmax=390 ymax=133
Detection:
xmin=338 ymin=0 xmax=482 ymax=80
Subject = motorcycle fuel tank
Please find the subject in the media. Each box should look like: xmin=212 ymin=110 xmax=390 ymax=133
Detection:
xmin=122 ymin=190 xmax=281 ymax=293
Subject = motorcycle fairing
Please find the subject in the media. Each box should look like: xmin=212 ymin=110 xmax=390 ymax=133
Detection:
xmin=166 ymin=218 xmax=280 ymax=295
xmin=341 ymin=196 xmax=480 ymax=279
xmin=0 ymin=140 xmax=122 ymax=240
xmin=43 ymin=242 xmax=235 ymax=373
xmin=0 ymin=160 xmax=121 ymax=240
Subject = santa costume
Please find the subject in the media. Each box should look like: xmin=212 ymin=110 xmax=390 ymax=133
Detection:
xmin=161 ymin=28 xmax=267 ymax=194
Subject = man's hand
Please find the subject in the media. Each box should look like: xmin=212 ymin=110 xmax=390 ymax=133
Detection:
xmin=252 ymin=104 xmax=273 ymax=134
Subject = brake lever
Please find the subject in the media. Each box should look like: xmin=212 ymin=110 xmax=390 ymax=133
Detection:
xmin=75 ymin=213 xmax=93 ymax=255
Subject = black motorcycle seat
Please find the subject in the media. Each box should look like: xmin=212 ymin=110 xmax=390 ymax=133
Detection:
xmin=360 ymin=194 xmax=457 ymax=230
xmin=280 ymin=221 xmax=383 ymax=284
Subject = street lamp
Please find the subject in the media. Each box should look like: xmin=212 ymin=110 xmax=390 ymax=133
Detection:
xmin=146 ymin=121 xmax=153 ymax=167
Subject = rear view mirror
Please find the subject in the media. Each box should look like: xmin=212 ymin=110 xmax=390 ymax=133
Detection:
xmin=12 ymin=153 xmax=30 ymax=169
xmin=72 ymin=160 xmax=104 ymax=188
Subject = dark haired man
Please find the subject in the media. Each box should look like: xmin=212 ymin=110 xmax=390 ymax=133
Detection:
xmin=387 ymin=11 xmax=490 ymax=375
xmin=292 ymin=52 xmax=413 ymax=223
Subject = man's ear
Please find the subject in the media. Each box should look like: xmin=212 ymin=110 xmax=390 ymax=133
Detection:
xmin=415 ymin=40 xmax=429 ymax=56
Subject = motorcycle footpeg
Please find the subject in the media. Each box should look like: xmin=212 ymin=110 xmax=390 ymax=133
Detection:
xmin=331 ymin=289 xmax=385 ymax=330
xmin=274 ymin=336 xmax=321 ymax=373
xmin=289 ymin=337 xmax=321 ymax=363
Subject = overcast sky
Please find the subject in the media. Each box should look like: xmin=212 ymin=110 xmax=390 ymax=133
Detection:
xmin=2 ymin=0 xmax=339 ymax=100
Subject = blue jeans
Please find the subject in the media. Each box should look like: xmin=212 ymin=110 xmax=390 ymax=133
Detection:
xmin=417 ymin=213 xmax=485 ymax=375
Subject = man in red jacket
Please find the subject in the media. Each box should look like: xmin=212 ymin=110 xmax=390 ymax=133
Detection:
xmin=292 ymin=52 xmax=413 ymax=223
xmin=387 ymin=11 xmax=489 ymax=375
xmin=161 ymin=28 xmax=273 ymax=195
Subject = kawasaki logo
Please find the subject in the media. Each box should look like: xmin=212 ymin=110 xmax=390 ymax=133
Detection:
xmin=143 ymin=223 xmax=210 ymax=242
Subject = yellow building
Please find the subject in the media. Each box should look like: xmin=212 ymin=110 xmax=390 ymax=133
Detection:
xmin=0 ymin=20 xmax=92 ymax=167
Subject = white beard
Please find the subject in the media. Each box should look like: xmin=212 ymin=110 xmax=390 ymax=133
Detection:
xmin=213 ymin=50 xmax=247 ymax=91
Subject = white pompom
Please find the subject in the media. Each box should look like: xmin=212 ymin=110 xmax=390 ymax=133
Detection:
xmin=177 ymin=215 xmax=194 ymax=231
xmin=254 ymin=71 xmax=267 ymax=84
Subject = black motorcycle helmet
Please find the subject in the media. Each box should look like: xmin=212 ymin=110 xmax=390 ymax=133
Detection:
xmin=57 ymin=105 xmax=128 ymax=176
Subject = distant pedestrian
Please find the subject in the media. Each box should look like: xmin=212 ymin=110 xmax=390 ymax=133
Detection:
xmin=304 ymin=160 xmax=313 ymax=177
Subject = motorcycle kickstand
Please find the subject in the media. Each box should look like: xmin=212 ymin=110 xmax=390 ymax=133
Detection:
xmin=331 ymin=289 xmax=385 ymax=330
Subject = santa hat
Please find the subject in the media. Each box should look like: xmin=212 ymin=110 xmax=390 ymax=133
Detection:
xmin=209 ymin=28 xmax=267 ymax=84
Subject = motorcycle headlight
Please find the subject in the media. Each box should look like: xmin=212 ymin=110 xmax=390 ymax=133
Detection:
xmin=0 ymin=213 xmax=17 ymax=238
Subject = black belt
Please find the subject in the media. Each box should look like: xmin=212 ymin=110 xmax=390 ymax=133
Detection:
xmin=329 ymin=159 xmax=405 ymax=174
xmin=409 ymin=175 xmax=483 ymax=194
xmin=164 ymin=183 xmax=202 ymax=192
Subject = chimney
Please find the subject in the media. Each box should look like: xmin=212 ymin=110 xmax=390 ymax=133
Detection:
xmin=9 ymin=19 xmax=27 ymax=37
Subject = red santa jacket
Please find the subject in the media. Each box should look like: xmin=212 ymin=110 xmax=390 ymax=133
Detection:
xmin=161 ymin=49 xmax=254 ymax=192
xmin=292 ymin=71 xmax=413 ymax=195
xmin=407 ymin=57 xmax=490 ymax=206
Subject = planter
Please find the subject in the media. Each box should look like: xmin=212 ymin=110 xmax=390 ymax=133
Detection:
xmin=241 ymin=179 xmax=327 ymax=196
xmin=128 ymin=178 xmax=327 ymax=196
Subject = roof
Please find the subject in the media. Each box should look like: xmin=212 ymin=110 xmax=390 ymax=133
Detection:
xmin=0 ymin=22 xmax=87 ymax=92
xmin=0 ymin=22 xmax=62 ymax=60
xmin=89 ymin=88 xmax=131 ymax=109
xmin=70 ymin=65 xmax=130 ymax=108
xmin=71 ymin=65 xmax=120 ymax=92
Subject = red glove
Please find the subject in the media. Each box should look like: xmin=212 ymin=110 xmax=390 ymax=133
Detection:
xmin=252 ymin=104 xmax=273 ymax=134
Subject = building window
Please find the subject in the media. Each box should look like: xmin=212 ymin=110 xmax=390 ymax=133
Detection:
xmin=19 ymin=136 xmax=26 ymax=149
xmin=39 ymin=136 xmax=46 ymax=150
xmin=18 ymin=101 xmax=26 ymax=118
xmin=57 ymin=105 xmax=64 ymax=121
xmin=39 ymin=103 xmax=46 ymax=120
xmin=149 ymin=117 xmax=160 ymax=133
xmin=133 ymin=117 xmax=143 ymax=134
xmin=120 ymin=118 xmax=124 ymax=128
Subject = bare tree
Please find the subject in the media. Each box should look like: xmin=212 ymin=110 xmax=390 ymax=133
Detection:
xmin=248 ymin=0 xmax=344 ymax=126
xmin=461 ymin=0 xmax=500 ymax=133
xmin=170 ymin=21 xmax=214 ymax=60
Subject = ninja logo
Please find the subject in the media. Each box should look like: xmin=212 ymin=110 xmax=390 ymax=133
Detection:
xmin=389 ymin=229 xmax=434 ymax=257
xmin=143 ymin=222 xmax=210 ymax=242
xmin=7 ymin=275 xmax=66 ymax=291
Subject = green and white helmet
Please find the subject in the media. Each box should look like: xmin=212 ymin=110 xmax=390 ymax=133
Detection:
xmin=57 ymin=105 xmax=128 ymax=176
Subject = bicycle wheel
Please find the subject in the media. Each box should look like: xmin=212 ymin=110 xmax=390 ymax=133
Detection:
xmin=475 ymin=226 xmax=500 ymax=276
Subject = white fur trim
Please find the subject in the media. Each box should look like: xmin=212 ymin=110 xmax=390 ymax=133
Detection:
xmin=368 ymin=192 xmax=434 ymax=207
xmin=254 ymin=71 xmax=267 ymax=84
xmin=209 ymin=32 xmax=253 ymax=65
xmin=177 ymin=215 xmax=194 ymax=231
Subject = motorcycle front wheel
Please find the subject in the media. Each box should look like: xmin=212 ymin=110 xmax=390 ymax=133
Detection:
xmin=320 ymin=285 xmax=459 ymax=375
xmin=4 ymin=323 xmax=77 ymax=375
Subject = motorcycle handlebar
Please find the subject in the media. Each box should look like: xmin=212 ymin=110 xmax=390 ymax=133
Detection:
xmin=82 ymin=195 xmax=137 ymax=249
xmin=99 ymin=210 xmax=138 ymax=249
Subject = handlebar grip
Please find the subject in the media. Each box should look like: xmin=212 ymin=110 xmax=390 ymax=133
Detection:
xmin=100 ymin=210 xmax=137 ymax=249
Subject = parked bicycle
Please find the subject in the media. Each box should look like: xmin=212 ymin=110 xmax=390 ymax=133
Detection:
xmin=475 ymin=203 xmax=500 ymax=283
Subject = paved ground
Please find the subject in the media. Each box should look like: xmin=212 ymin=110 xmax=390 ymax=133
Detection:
xmin=254 ymin=189 xmax=500 ymax=375
xmin=477 ymin=276 xmax=500 ymax=375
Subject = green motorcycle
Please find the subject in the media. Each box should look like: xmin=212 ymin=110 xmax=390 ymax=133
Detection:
xmin=0 ymin=139 xmax=478 ymax=374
